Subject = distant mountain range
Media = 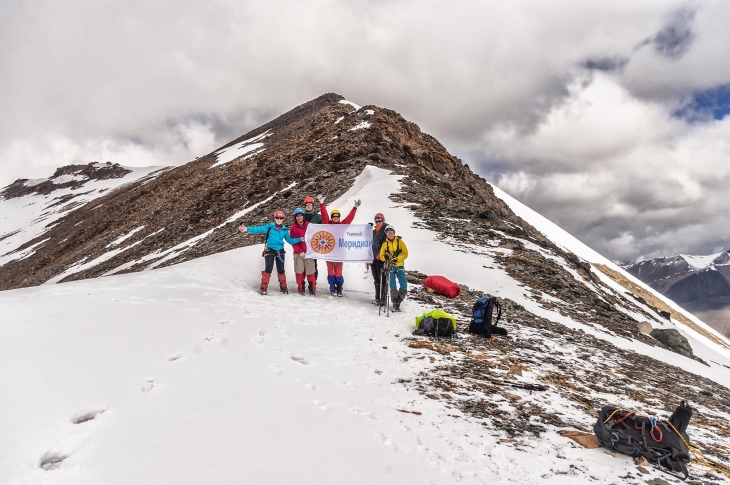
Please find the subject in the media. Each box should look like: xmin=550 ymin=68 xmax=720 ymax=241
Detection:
xmin=622 ymin=251 xmax=730 ymax=337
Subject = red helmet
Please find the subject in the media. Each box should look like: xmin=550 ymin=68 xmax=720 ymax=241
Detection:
xmin=374 ymin=213 xmax=385 ymax=221
xmin=273 ymin=210 xmax=285 ymax=219
xmin=303 ymin=196 xmax=315 ymax=204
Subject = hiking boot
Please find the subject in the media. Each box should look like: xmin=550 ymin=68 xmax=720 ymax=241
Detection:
xmin=336 ymin=292 xmax=343 ymax=297
xmin=299 ymin=290 xmax=306 ymax=296
xmin=280 ymin=288 xmax=290 ymax=294
xmin=331 ymin=292 xmax=337 ymax=297
xmin=260 ymin=289 xmax=267 ymax=295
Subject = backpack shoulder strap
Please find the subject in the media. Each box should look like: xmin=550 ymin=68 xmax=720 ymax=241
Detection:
xmin=263 ymin=226 xmax=272 ymax=250
xmin=493 ymin=298 xmax=502 ymax=325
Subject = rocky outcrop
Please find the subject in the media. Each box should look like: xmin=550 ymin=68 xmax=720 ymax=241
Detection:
xmin=650 ymin=328 xmax=700 ymax=362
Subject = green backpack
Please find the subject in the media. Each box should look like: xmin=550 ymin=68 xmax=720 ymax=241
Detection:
xmin=414 ymin=310 xmax=457 ymax=337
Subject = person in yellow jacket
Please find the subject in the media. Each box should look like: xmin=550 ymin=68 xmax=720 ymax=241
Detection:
xmin=379 ymin=226 xmax=409 ymax=311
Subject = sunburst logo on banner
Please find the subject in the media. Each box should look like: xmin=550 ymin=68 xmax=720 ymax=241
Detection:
xmin=310 ymin=230 xmax=336 ymax=254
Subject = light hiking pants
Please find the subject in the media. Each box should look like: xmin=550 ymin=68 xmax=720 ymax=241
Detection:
xmin=388 ymin=265 xmax=407 ymax=291
xmin=293 ymin=253 xmax=316 ymax=275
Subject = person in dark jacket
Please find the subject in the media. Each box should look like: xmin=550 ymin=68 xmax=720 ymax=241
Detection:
xmin=370 ymin=212 xmax=390 ymax=305
xmin=289 ymin=207 xmax=316 ymax=296
xmin=320 ymin=197 xmax=359 ymax=296
xmin=302 ymin=196 xmax=323 ymax=224
xmin=302 ymin=195 xmax=322 ymax=280
xmin=239 ymin=210 xmax=302 ymax=295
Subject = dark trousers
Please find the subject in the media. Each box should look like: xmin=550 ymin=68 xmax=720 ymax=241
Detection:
xmin=264 ymin=249 xmax=286 ymax=274
xmin=371 ymin=259 xmax=386 ymax=301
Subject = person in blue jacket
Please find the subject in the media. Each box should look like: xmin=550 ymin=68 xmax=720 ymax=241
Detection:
xmin=239 ymin=210 xmax=302 ymax=295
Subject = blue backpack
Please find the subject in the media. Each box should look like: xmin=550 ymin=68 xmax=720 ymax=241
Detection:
xmin=468 ymin=296 xmax=504 ymax=336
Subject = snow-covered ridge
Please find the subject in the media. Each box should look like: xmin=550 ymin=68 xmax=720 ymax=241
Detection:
xmin=680 ymin=251 xmax=729 ymax=270
xmin=339 ymin=99 xmax=362 ymax=111
xmin=0 ymin=166 xmax=163 ymax=268
xmin=209 ymin=130 xmax=271 ymax=169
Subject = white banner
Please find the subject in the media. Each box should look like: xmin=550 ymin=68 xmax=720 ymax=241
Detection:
xmin=304 ymin=224 xmax=373 ymax=262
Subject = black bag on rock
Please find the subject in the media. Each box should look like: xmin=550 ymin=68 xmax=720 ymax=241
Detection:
xmin=593 ymin=401 xmax=692 ymax=479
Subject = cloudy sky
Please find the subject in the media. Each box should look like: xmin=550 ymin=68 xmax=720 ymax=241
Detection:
xmin=2 ymin=0 xmax=729 ymax=262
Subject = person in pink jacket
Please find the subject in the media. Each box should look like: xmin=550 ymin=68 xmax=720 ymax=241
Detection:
xmin=289 ymin=207 xmax=317 ymax=296
xmin=319 ymin=196 xmax=360 ymax=296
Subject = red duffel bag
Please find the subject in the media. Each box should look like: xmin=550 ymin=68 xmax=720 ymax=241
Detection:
xmin=423 ymin=275 xmax=461 ymax=298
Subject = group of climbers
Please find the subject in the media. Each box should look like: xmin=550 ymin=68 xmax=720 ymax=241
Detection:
xmin=239 ymin=195 xmax=408 ymax=310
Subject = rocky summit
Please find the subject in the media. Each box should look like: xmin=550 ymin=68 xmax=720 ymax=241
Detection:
xmin=2 ymin=94 xmax=730 ymax=482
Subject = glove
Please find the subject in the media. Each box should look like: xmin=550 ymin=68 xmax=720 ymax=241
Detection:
xmin=317 ymin=194 xmax=326 ymax=203
xmin=238 ymin=225 xmax=248 ymax=233
xmin=390 ymin=258 xmax=398 ymax=265
xmin=354 ymin=199 xmax=361 ymax=207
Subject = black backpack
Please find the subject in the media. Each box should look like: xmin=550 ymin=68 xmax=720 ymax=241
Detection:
xmin=468 ymin=296 xmax=506 ymax=337
xmin=593 ymin=402 xmax=692 ymax=479
xmin=414 ymin=315 xmax=456 ymax=337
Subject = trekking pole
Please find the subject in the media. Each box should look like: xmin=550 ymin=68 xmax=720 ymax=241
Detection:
xmin=378 ymin=263 xmax=386 ymax=316
xmin=386 ymin=262 xmax=391 ymax=317
xmin=379 ymin=261 xmax=389 ymax=316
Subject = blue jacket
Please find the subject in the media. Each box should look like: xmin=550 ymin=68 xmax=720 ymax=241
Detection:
xmin=247 ymin=222 xmax=302 ymax=251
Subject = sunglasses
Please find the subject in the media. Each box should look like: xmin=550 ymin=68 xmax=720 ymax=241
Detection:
xmin=374 ymin=218 xmax=383 ymax=223
xmin=305 ymin=203 xmax=314 ymax=206
xmin=295 ymin=214 xmax=304 ymax=217
xmin=274 ymin=217 xmax=284 ymax=220
xmin=332 ymin=215 xmax=341 ymax=218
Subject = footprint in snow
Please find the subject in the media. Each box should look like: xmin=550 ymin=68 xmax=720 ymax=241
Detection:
xmin=203 ymin=331 xmax=228 ymax=345
xmin=71 ymin=408 xmax=106 ymax=424
xmin=348 ymin=406 xmax=377 ymax=421
xmin=39 ymin=451 xmax=69 ymax=471
xmin=375 ymin=432 xmax=400 ymax=451
xmin=312 ymin=400 xmax=335 ymax=412
xmin=296 ymin=379 xmax=318 ymax=391
xmin=254 ymin=330 xmax=265 ymax=345
xmin=290 ymin=355 xmax=309 ymax=365
xmin=140 ymin=378 xmax=157 ymax=392
xmin=269 ymin=363 xmax=282 ymax=375
xmin=166 ymin=352 xmax=186 ymax=362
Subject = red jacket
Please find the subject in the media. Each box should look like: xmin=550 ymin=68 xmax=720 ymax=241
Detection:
xmin=320 ymin=203 xmax=357 ymax=224
xmin=289 ymin=220 xmax=309 ymax=254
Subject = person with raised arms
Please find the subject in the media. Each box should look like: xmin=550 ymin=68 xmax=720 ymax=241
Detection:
xmin=239 ymin=210 xmax=302 ymax=295
xmin=319 ymin=195 xmax=360 ymax=296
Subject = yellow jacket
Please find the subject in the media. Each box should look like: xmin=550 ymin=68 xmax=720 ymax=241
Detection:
xmin=379 ymin=236 xmax=408 ymax=266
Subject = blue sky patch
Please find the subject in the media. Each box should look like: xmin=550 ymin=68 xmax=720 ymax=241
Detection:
xmin=675 ymin=84 xmax=730 ymax=121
